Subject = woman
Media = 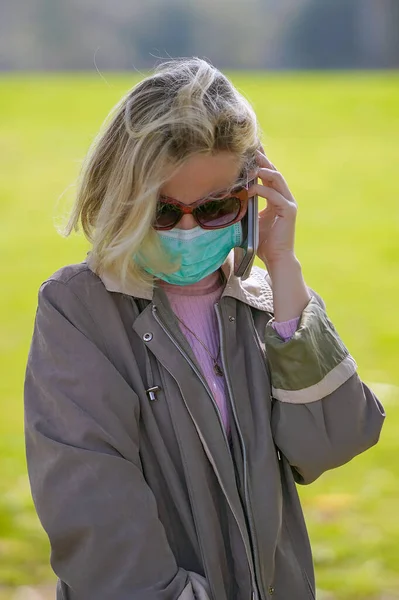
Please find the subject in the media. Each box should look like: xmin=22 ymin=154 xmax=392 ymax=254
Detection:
xmin=24 ymin=58 xmax=384 ymax=600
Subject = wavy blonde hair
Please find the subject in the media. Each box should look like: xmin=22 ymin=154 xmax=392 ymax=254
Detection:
xmin=65 ymin=57 xmax=260 ymax=291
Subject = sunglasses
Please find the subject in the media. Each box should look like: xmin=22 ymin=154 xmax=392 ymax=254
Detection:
xmin=154 ymin=186 xmax=249 ymax=231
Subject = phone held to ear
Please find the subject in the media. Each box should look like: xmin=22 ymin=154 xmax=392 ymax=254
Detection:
xmin=234 ymin=192 xmax=259 ymax=280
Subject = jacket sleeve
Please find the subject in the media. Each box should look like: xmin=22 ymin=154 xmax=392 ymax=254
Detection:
xmin=24 ymin=280 xmax=210 ymax=600
xmin=265 ymin=292 xmax=385 ymax=485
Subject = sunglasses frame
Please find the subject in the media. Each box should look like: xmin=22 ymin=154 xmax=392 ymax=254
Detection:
xmin=154 ymin=187 xmax=249 ymax=231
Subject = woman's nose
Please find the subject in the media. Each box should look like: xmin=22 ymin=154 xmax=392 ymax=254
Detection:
xmin=176 ymin=214 xmax=197 ymax=230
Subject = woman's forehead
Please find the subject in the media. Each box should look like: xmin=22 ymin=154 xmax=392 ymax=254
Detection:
xmin=160 ymin=152 xmax=243 ymax=204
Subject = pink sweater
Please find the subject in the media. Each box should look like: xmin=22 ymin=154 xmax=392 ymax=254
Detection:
xmin=160 ymin=271 xmax=299 ymax=437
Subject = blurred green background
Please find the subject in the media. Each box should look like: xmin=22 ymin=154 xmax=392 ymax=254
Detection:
xmin=0 ymin=72 xmax=398 ymax=599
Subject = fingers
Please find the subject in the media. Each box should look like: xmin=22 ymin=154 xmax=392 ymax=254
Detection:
xmin=254 ymin=148 xmax=296 ymax=204
xmin=249 ymin=172 xmax=296 ymax=205
xmin=257 ymin=167 xmax=294 ymax=202
xmin=248 ymin=183 xmax=297 ymax=215
xmin=256 ymin=148 xmax=277 ymax=171
xmin=255 ymin=149 xmax=294 ymax=199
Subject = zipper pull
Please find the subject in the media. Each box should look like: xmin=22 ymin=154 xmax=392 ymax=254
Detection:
xmin=146 ymin=386 xmax=161 ymax=401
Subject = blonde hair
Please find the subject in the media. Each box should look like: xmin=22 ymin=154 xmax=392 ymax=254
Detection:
xmin=65 ymin=57 xmax=260 ymax=291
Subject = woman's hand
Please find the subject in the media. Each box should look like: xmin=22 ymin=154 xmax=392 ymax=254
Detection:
xmin=247 ymin=149 xmax=298 ymax=270
xmin=248 ymin=149 xmax=311 ymax=322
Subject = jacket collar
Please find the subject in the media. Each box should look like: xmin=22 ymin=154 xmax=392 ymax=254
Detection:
xmin=86 ymin=251 xmax=274 ymax=313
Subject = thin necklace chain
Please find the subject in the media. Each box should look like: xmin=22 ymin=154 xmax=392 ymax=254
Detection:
xmin=174 ymin=312 xmax=224 ymax=377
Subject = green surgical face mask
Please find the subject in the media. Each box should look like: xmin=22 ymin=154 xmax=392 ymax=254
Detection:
xmin=137 ymin=222 xmax=243 ymax=286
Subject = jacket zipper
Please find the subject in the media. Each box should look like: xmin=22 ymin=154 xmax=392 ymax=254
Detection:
xmin=215 ymin=303 xmax=265 ymax=600
xmin=247 ymin=309 xmax=274 ymax=399
xmin=151 ymin=305 xmax=230 ymax=449
xmin=151 ymin=304 xmax=258 ymax=600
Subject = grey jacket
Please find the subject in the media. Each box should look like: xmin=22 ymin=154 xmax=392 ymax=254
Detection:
xmin=24 ymin=257 xmax=385 ymax=600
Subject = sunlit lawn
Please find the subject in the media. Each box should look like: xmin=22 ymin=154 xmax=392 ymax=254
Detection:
xmin=0 ymin=72 xmax=398 ymax=599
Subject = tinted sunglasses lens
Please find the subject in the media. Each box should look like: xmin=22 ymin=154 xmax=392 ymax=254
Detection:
xmin=195 ymin=196 xmax=241 ymax=227
xmin=155 ymin=203 xmax=181 ymax=229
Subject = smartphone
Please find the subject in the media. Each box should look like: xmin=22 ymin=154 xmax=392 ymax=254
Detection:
xmin=234 ymin=192 xmax=259 ymax=280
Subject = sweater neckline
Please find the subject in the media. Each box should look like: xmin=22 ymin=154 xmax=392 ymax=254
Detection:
xmin=157 ymin=269 xmax=225 ymax=297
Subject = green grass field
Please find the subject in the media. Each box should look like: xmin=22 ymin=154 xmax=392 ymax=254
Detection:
xmin=0 ymin=72 xmax=398 ymax=599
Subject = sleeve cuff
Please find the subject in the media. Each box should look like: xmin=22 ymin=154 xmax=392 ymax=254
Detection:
xmin=271 ymin=317 xmax=300 ymax=341
xmin=265 ymin=296 xmax=357 ymax=403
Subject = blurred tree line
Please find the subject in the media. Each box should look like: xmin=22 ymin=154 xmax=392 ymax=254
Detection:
xmin=0 ymin=0 xmax=398 ymax=71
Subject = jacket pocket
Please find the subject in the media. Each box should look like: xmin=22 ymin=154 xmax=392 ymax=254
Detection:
xmin=281 ymin=519 xmax=315 ymax=600
xmin=272 ymin=520 xmax=315 ymax=600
